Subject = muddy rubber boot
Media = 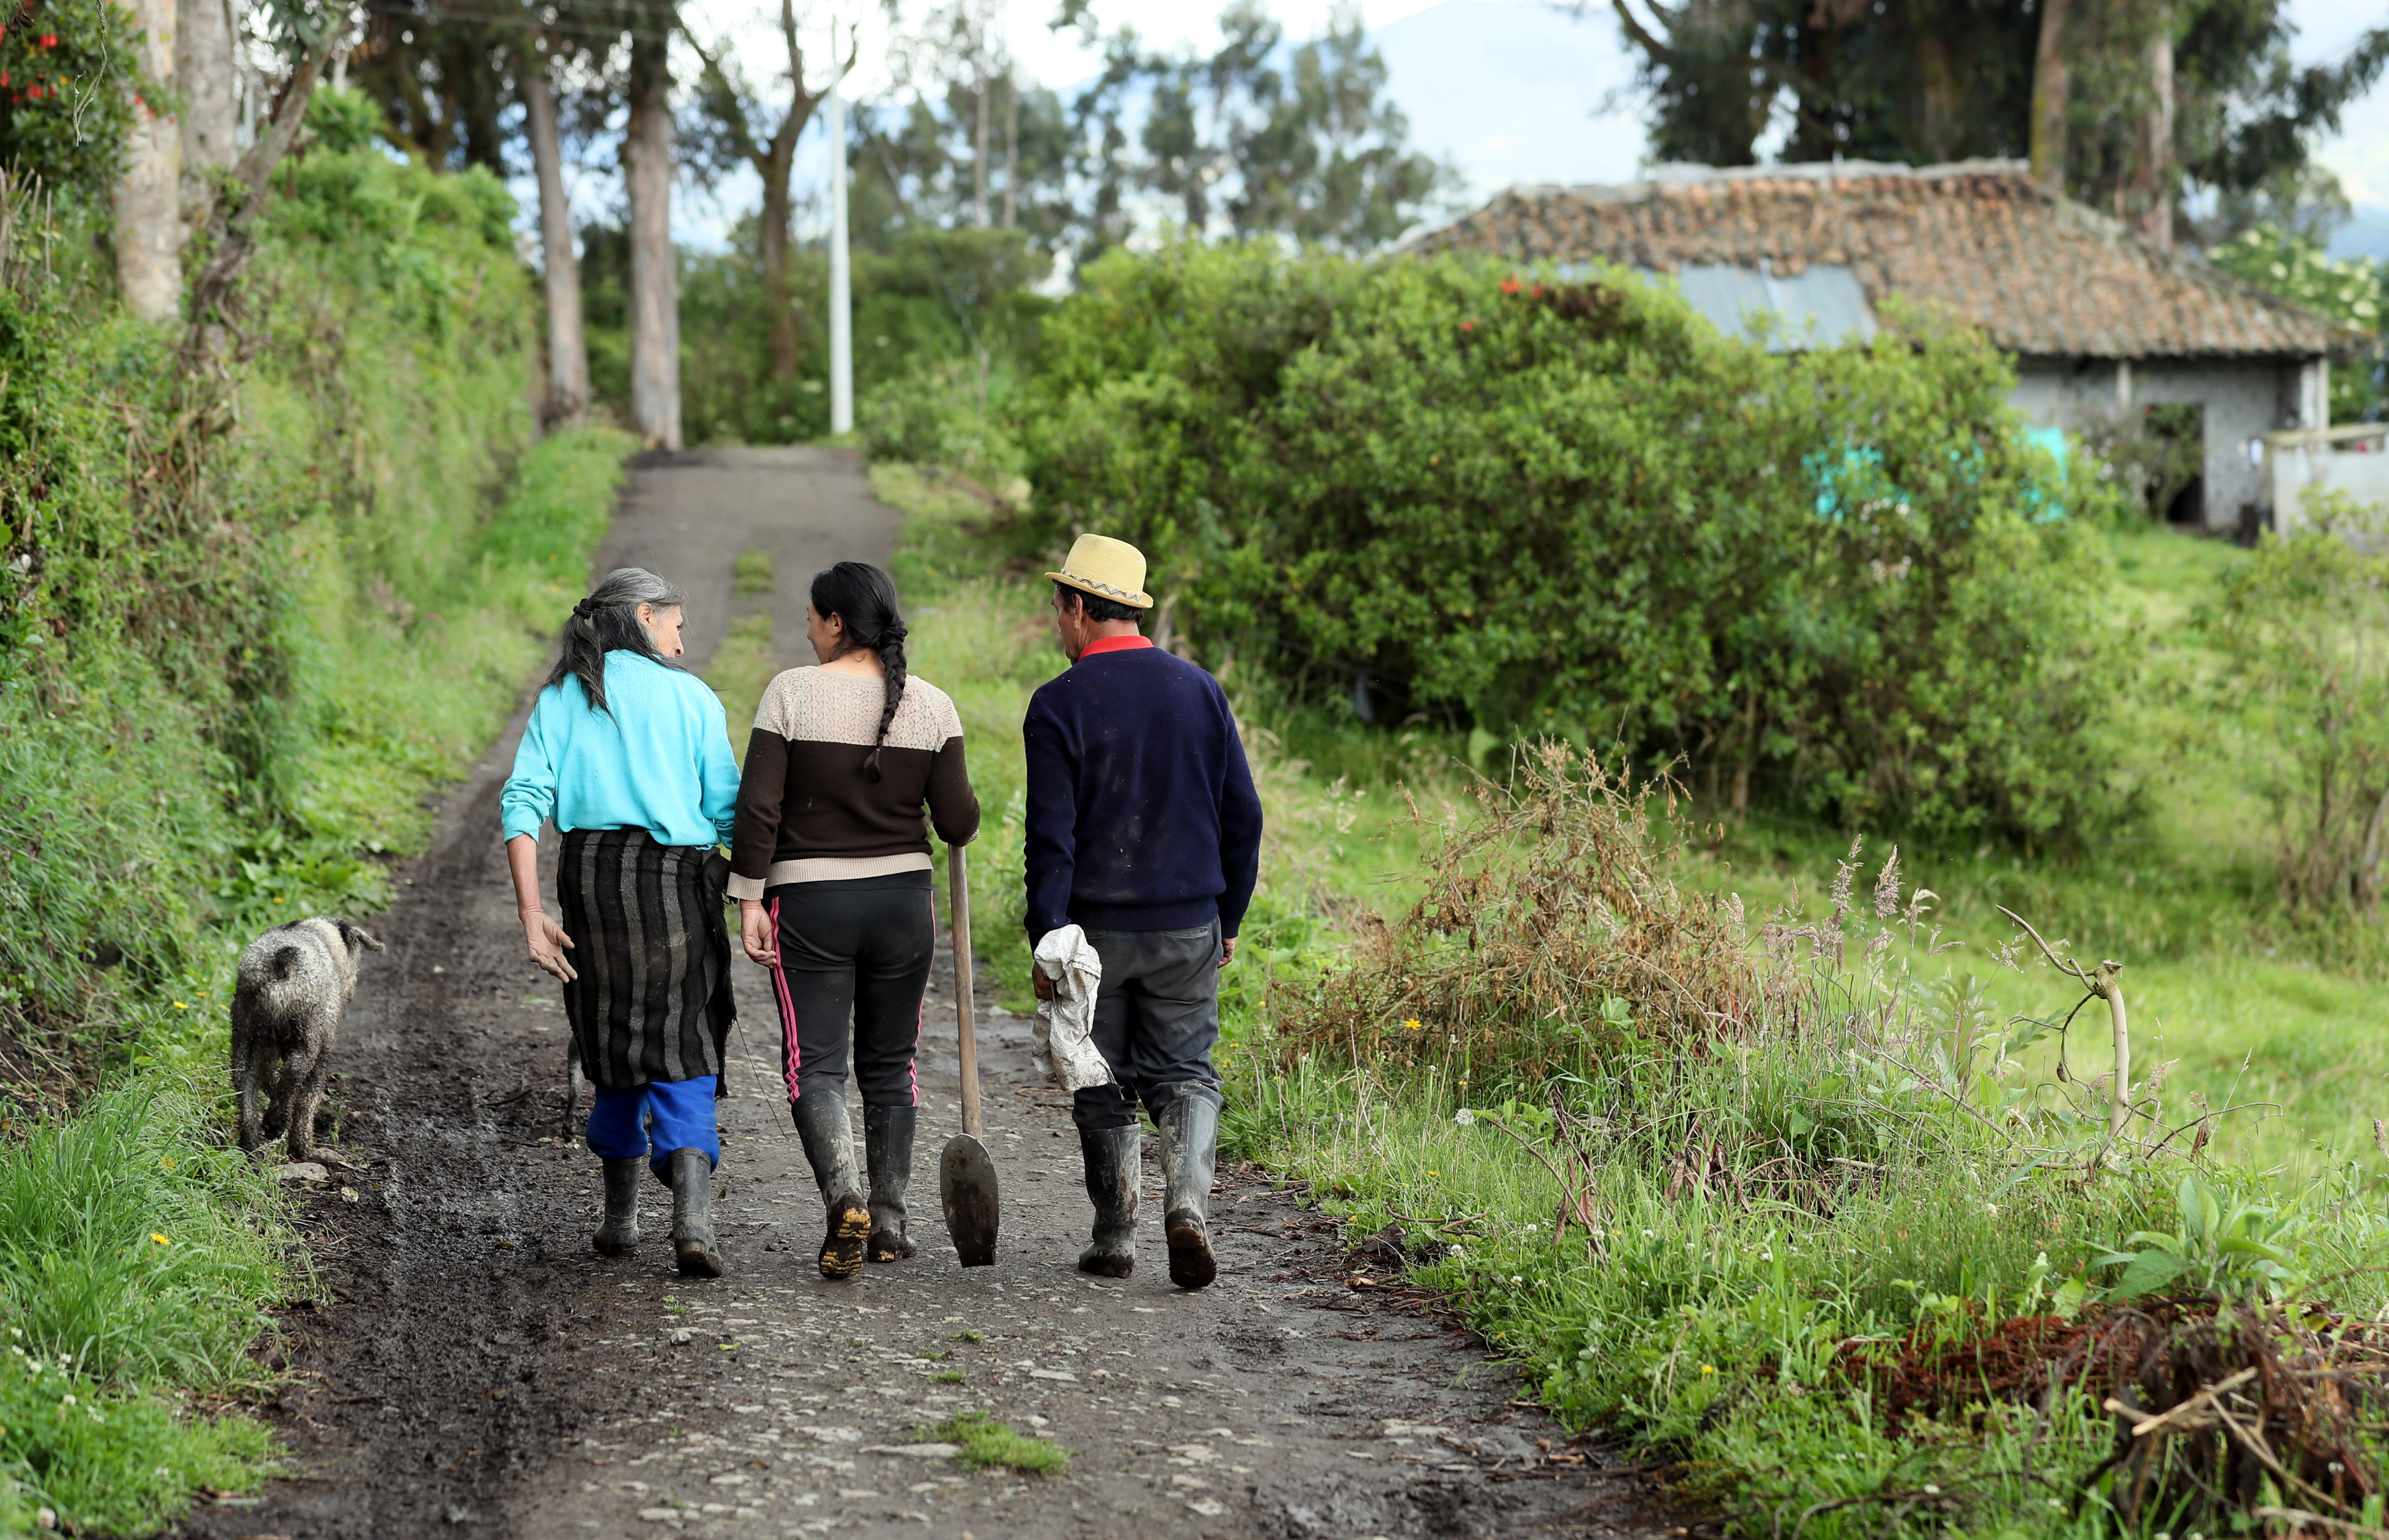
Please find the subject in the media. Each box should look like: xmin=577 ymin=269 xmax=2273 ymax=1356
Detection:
xmin=792 ymin=1092 xmax=870 ymax=1281
xmin=593 ymin=1157 xmax=642 ymax=1256
xmin=1076 ymin=1125 xmax=1141 ymax=1279
xmin=1159 ymin=1096 xmax=1221 ymax=1290
xmin=667 ymin=1148 xmax=723 ymax=1278
xmin=864 ymin=1104 xmax=917 ymax=1263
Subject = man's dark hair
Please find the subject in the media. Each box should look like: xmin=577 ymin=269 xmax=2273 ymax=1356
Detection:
xmin=1055 ymin=581 xmax=1142 ymax=626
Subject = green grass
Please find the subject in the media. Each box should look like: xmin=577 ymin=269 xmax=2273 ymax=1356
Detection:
xmin=880 ymin=478 xmax=2389 ymax=1540
xmin=704 ymin=612 xmax=781 ymax=762
xmin=916 ymin=1411 xmax=1071 ymax=1474
xmin=732 ymin=547 xmax=777 ymax=599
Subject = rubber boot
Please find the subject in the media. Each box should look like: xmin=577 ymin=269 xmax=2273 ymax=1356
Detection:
xmin=1076 ymin=1125 xmax=1141 ymax=1279
xmin=593 ymin=1157 xmax=642 ymax=1257
xmin=1158 ymin=1095 xmax=1221 ymax=1290
xmin=667 ymin=1148 xmax=722 ymax=1278
xmin=864 ymin=1104 xmax=917 ymax=1263
xmin=792 ymin=1092 xmax=870 ymax=1281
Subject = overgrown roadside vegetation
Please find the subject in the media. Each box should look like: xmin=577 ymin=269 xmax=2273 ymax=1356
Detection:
xmin=0 ymin=92 xmax=633 ymax=1534
xmin=885 ymin=468 xmax=2389 ymax=1539
xmin=870 ymin=229 xmax=2389 ymax=1535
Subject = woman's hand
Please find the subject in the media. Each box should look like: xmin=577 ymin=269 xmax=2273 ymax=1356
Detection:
xmin=524 ymin=910 xmax=577 ymax=982
xmin=740 ymin=899 xmax=778 ymax=967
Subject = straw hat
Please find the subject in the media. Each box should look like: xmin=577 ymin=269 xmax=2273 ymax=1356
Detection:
xmin=1046 ymin=534 xmax=1154 ymax=610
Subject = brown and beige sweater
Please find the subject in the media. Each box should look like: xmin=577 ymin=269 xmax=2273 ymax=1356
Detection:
xmin=727 ymin=668 xmax=979 ymax=901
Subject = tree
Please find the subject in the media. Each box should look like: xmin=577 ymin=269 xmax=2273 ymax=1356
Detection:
xmin=685 ymin=1 xmax=852 ymax=384
xmin=1601 ymin=0 xmax=2389 ymax=251
xmin=348 ymin=1 xmax=514 ymax=170
xmin=1603 ymin=0 xmax=2037 ymax=168
xmin=623 ymin=20 xmax=678 ymax=448
xmin=112 ymin=0 xmax=181 ymax=321
xmin=520 ymin=47 xmax=588 ymax=427
xmin=178 ymin=0 xmax=243 ymax=208
xmin=1061 ymin=0 xmax=1450 ymax=258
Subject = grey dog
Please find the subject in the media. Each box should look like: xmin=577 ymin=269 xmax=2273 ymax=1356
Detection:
xmin=232 ymin=917 xmax=382 ymax=1162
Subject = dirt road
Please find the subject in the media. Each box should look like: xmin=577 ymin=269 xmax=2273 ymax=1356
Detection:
xmin=175 ymin=447 xmax=1663 ymax=1540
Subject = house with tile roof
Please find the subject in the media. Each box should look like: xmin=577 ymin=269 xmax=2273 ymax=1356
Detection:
xmin=1413 ymin=159 xmax=2354 ymax=533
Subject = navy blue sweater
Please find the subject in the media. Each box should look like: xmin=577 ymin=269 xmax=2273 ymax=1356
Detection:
xmin=1021 ymin=639 xmax=1264 ymax=943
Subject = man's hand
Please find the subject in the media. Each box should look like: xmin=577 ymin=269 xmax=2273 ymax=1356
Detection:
xmin=524 ymin=911 xmax=578 ymax=982
xmin=740 ymin=899 xmax=778 ymax=967
xmin=1219 ymin=935 xmax=1237 ymax=969
xmin=1031 ymin=959 xmax=1056 ymax=1002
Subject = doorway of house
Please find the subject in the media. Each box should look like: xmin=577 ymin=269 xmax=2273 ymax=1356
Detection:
xmin=2143 ymin=402 xmax=2205 ymax=524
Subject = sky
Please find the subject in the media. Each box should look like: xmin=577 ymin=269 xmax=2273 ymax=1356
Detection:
xmin=642 ymin=0 xmax=2389 ymax=256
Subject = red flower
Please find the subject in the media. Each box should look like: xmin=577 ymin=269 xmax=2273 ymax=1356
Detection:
xmin=1460 ymin=320 xmax=1474 ymax=332
xmin=1530 ymin=284 xmax=1544 ymax=298
xmin=3 ymin=72 xmax=12 ymax=86
xmin=38 ymin=30 xmax=51 ymax=46
xmin=1499 ymin=275 xmax=1521 ymax=295
xmin=25 ymin=84 xmax=37 ymax=97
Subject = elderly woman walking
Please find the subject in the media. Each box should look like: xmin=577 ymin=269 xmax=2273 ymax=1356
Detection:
xmin=730 ymin=562 xmax=977 ymax=1280
xmin=502 ymin=567 xmax=742 ymax=1278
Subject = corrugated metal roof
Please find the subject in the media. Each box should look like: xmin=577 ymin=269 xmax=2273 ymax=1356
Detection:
xmin=1413 ymin=161 xmax=2349 ymax=360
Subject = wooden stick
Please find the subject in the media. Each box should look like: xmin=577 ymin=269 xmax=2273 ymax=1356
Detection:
xmin=949 ymin=844 xmax=981 ymax=1140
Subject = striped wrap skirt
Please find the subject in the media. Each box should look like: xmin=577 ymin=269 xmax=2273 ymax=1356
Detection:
xmin=557 ymin=827 xmax=736 ymax=1094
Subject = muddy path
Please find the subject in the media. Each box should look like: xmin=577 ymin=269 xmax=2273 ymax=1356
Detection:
xmin=174 ymin=447 xmax=1666 ymax=1540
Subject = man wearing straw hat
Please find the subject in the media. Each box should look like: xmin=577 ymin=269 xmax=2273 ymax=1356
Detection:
xmin=1024 ymin=534 xmax=1264 ymax=1289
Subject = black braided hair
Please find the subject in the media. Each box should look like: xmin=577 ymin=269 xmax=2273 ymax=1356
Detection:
xmin=548 ymin=568 xmax=686 ymax=717
xmin=810 ymin=561 xmax=908 ymax=780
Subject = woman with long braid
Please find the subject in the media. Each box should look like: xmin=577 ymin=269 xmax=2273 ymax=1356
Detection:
xmin=729 ymin=563 xmax=978 ymax=1278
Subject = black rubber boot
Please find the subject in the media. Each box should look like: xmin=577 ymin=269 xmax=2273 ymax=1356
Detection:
xmin=791 ymin=1091 xmax=870 ymax=1281
xmin=593 ymin=1157 xmax=642 ymax=1256
xmin=1076 ymin=1125 xmax=1141 ymax=1279
xmin=667 ymin=1148 xmax=722 ymax=1278
xmin=864 ymin=1104 xmax=917 ymax=1263
xmin=1158 ymin=1095 xmax=1220 ymax=1290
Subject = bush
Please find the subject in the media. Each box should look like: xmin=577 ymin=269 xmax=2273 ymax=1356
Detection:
xmin=2200 ymin=490 xmax=2389 ymax=910
xmin=860 ymin=358 xmax=1023 ymax=488
xmin=1015 ymin=241 xmax=2139 ymax=844
xmin=0 ymin=0 xmax=143 ymax=204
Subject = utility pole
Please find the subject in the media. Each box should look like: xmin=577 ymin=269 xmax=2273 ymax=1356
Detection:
xmin=828 ymin=14 xmax=853 ymax=437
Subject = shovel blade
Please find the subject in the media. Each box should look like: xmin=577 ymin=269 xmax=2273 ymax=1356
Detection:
xmin=940 ymin=1133 xmax=1000 ymax=1267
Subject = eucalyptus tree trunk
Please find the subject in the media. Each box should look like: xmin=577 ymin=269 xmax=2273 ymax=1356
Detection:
xmin=112 ymin=0 xmax=182 ymax=322
xmin=972 ymin=60 xmax=990 ymax=228
xmin=1001 ymin=77 xmax=1017 ymax=230
xmin=522 ymin=63 xmax=588 ymax=429
xmin=624 ymin=33 xmax=681 ymax=450
xmin=176 ymin=0 xmax=238 ymax=210
xmin=2029 ymin=0 xmax=2071 ymax=195
xmin=2133 ymin=3 xmax=2175 ymax=248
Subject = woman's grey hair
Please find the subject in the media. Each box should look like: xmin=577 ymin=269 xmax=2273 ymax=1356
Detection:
xmin=548 ymin=567 xmax=687 ymax=717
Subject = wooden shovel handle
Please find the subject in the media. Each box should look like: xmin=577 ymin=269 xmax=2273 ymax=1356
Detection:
xmin=948 ymin=843 xmax=981 ymax=1139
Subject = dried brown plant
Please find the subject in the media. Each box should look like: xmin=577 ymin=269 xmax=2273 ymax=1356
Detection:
xmin=1272 ymin=742 xmax=1801 ymax=1083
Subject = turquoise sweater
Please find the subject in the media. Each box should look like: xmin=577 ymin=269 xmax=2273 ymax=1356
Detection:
xmin=500 ymin=652 xmax=740 ymax=848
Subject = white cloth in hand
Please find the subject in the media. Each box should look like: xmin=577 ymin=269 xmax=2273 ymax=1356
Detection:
xmin=1031 ymin=925 xmax=1114 ymax=1091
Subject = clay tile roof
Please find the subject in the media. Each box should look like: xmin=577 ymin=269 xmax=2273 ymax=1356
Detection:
xmin=1410 ymin=159 xmax=2348 ymax=360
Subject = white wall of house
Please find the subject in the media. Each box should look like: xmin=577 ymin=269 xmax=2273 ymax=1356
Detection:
xmin=2267 ymin=427 xmax=2389 ymax=535
xmin=2010 ymin=355 xmax=2325 ymax=530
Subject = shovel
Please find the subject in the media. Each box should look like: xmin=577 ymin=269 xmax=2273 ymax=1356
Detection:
xmin=938 ymin=842 xmax=999 ymax=1266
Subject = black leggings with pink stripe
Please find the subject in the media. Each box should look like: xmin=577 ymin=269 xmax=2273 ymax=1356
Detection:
xmin=766 ymin=873 xmax=935 ymax=1108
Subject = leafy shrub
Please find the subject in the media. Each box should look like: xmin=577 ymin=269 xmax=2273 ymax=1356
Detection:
xmin=1016 ymin=241 xmax=2139 ymax=843
xmin=2200 ymin=490 xmax=2389 ymax=910
xmin=860 ymin=357 xmax=1023 ymax=488
xmin=0 ymin=0 xmax=143 ymax=203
